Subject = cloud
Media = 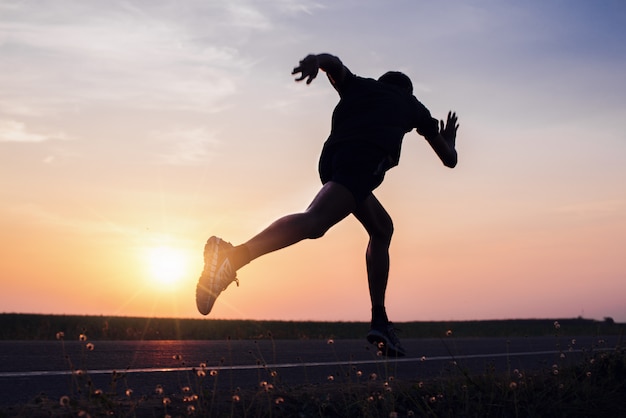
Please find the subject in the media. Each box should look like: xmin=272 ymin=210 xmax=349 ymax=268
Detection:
xmin=552 ymin=199 xmax=625 ymax=220
xmin=152 ymin=127 xmax=220 ymax=165
xmin=225 ymin=2 xmax=272 ymax=30
xmin=0 ymin=3 xmax=256 ymax=114
xmin=0 ymin=120 xmax=68 ymax=143
xmin=0 ymin=1 xmax=334 ymax=120
xmin=6 ymin=202 xmax=141 ymax=240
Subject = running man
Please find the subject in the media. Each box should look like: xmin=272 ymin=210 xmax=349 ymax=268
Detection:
xmin=196 ymin=53 xmax=459 ymax=357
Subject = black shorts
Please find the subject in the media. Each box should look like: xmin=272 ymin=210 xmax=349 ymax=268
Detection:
xmin=318 ymin=141 xmax=388 ymax=203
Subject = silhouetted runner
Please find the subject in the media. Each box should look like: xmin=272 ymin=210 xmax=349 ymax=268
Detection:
xmin=196 ymin=53 xmax=459 ymax=357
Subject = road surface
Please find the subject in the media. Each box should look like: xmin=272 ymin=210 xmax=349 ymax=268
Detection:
xmin=0 ymin=336 xmax=616 ymax=406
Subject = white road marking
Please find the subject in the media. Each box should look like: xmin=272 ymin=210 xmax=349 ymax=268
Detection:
xmin=0 ymin=347 xmax=606 ymax=378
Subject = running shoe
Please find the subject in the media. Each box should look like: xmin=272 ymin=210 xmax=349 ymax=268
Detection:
xmin=195 ymin=236 xmax=239 ymax=315
xmin=367 ymin=322 xmax=406 ymax=357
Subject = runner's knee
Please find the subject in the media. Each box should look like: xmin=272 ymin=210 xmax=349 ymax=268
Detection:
xmin=307 ymin=222 xmax=330 ymax=239
xmin=383 ymin=219 xmax=394 ymax=242
xmin=302 ymin=212 xmax=335 ymax=240
xmin=371 ymin=216 xmax=394 ymax=243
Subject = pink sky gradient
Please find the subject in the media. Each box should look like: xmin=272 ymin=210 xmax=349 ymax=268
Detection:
xmin=1 ymin=1 xmax=625 ymax=323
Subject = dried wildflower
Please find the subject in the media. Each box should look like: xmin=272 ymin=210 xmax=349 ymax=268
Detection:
xmin=270 ymin=370 xmax=278 ymax=377
xmin=232 ymin=394 xmax=241 ymax=402
xmin=79 ymin=334 xmax=87 ymax=342
xmin=586 ymin=371 xmax=592 ymax=378
xmin=429 ymin=396 xmax=437 ymax=404
xmin=187 ymin=405 xmax=195 ymax=414
xmin=356 ymin=370 xmax=363 ymax=377
xmin=125 ymin=389 xmax=133 ymax=397
xmin=418 ymin=381 xmax=424 ymax=389
xmin=445 ymin=330 xmax=453 ymax=337
xmin=210 ymin=369 xmax=218 ymax=377
xmin=259 ymin=381 xmax=273 ymax=392
xmin=56 ymin=332 xmax=65 ymax=340
xmin=199 ymin=362 xmax=207 ymax=369
xmin=509 ymin=382 xmax=518 ymax=389
xmin=553 ymin=321 xmax=560 ymax=330
xmin=196 ymin=370 xmax=206 ymax=378
xmin=327 ymin=375 xmax=334 ymax=382
xmin=275 ymin=397 xmax=285 ymax=405
xmin=93 ymin=389 xmax=102 ymax=396
xmin=155 ymin=385 xmax=164 ymax=395
xmin=183 ymin=393 xmax=198 ymax=402
xmin=327 ymin=339 xmax=334 ymax=345
xmin=163 ymin=397 xmax=171 ymax=406
xmin=86 ymin=343 xmax=95 ymax=351
xmin=59 ymin=395 xmax=70 ymax=407
xmin=420 ymin=356 xmax=427 ymax=362
xmin=182 ymin=386 xmax=190 ymax=393
xmin=369 ymin=373 xmax=377 ymax=381
xmin=172 ymin=354 xmax=182 ymax=361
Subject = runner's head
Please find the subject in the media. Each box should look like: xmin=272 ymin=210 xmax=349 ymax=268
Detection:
xmin=378 ymin=71 xmax=413 ymax=94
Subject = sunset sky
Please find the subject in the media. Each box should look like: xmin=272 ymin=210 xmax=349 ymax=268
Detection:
xmin=1 ymin=1 xmax=625 ymax=323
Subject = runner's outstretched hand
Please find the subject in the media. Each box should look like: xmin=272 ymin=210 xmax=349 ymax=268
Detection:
xmin=440 ymin=111 xmax=459 ymax=147
xmin=292 ymin=54 xmax=319 ymax=84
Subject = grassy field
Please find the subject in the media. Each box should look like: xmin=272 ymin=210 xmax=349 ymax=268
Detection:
xmin=0 ymin=313 xmax=622 ymax=341
xmin=1 ymin=314 xmax=624 ymax=417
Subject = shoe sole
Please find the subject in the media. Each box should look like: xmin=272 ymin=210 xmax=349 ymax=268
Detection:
xmin=196 ymin=237 xmax=221 ymax=315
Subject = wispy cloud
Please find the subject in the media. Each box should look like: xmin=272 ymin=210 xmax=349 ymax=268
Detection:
xmin=552 ymin=199 xmax=625 ymax=220
xmin=152 ymin=127 xmax=220 ymax=165
xmin=0 ymin=2 xmax=262 ymax=114
xmin=0 ymin=120 xmax=68 ymax=143
xmin=6 ymin=202 xmax=141 ymax=239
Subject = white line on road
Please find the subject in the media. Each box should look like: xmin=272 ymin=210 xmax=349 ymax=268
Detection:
xmin=1 ymin=348 xmax=603 ymax=379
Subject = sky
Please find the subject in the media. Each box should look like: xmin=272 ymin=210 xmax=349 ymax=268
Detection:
xmin=1 ymin=0 xmax=625 ymax=323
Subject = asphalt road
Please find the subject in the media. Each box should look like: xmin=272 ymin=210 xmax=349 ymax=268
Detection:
xmin=0 ymin=336 xmax=617 ymax=406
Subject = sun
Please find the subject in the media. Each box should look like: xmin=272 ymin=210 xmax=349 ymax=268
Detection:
xmin=145 ymin=246 xmax=190 ymax=286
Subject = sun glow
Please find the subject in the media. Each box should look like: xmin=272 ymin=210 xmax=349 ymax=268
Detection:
xmin=145 ymin=246 xmax=190 ymax=286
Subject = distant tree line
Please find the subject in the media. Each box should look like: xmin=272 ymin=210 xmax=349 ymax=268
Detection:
xmin=0 ymin=313 xmax=621 ymax=341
